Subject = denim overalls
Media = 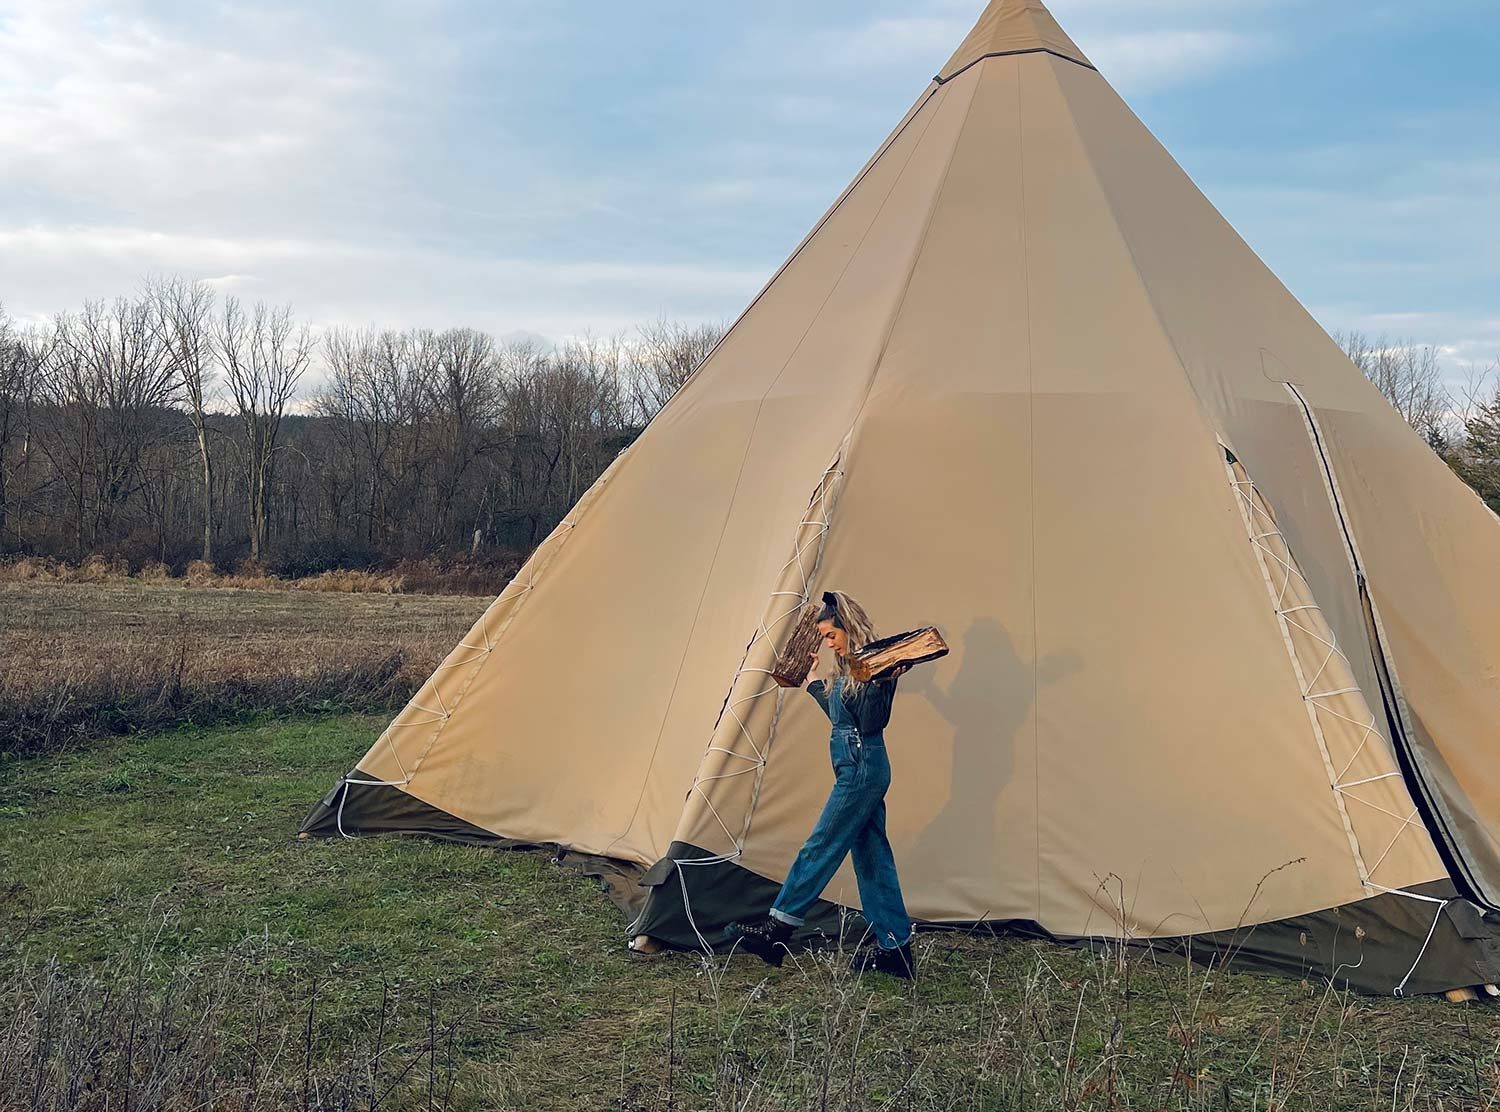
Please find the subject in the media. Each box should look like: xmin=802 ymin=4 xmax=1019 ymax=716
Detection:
xmin=768 ymin=674 xmax=914 ymax=950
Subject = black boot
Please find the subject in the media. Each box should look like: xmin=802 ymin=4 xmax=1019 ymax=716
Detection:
xmin=850 ymin=941 xmax=916 ymax=980
xmin=724 ymin=915 xmax=795 ymax=967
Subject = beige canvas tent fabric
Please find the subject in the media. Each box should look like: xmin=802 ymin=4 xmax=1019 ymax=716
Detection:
xmin=1044 ymin=59 xmax=1500 ymax=907
xmin=310 ymin=0 xmax=1500 ymax=975
xmin=939 ymin=0 xmax=1089 ymax=77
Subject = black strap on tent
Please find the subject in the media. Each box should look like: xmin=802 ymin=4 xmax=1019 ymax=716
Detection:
xmin=935 ymin=47 xmax=1097 ymax=86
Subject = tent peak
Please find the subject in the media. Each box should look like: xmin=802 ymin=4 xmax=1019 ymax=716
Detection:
xmin=937 ymin=0 xmax=1092 ymax=81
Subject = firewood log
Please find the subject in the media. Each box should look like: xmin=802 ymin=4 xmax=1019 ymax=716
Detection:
xmin=771 ymin=602 xmax=824 ymax=688
xmin=848 ymin=627 xmax=949 ymax=682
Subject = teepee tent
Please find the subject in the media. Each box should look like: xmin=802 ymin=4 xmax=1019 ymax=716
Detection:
xmin=304 ymin=0 xmax=1500 ymax=994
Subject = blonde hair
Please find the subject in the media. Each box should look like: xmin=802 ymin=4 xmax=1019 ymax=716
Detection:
xmin=817 ymin=589 xmax=878 ymax=701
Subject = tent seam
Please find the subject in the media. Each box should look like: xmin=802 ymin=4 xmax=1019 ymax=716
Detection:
xmin=1016 ymin=60 xmax=1044 ymax=927
xmin=838 ymin=67 xmax=985 ymax=450
xmin=600 ymin=87 xmax=951 ymax=861
xmin=1038 ymin=57 xmax=1221 ymax=444
xmin=656 ymin=84 xmax=945 ymax=426
xmin=638 ymin=447 xmax=850 ymax=948
xmin=634 ymin=68 xmax=984 ymax=930
xmin=698 ymin=65 xmax=984 ymax=854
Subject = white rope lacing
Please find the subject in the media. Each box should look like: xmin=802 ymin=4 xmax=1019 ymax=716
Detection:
xmin=1227 ymin=451 xmax=1454 ymax=994
xmin=635 ymin=447 xmax=849 ymax=954
xmin=1231 ymin=468 xmax=1390 ymax=885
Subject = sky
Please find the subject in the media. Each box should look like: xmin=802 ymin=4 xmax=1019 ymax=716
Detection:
xmin=1 ymin=0 xmax=1497 ymax=378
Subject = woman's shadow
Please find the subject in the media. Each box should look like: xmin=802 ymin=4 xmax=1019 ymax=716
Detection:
xmin=901 ymin=617 xmax=1076 ymax=870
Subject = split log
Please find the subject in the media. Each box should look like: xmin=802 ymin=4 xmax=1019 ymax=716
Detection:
xmin=771 ymin=602 xmax=824 ymax=688
xmin=848 ymin=627 xmax=949 ymax=682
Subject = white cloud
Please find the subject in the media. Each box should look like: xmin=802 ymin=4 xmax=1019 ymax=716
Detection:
xmin=1306 ymin=303 xmax=1500 ymax=376
xmin=0 ymin=226 xmax=325 ymax=264
xmin=680 ymin=176 xmax=829 ymax=207
xmin=1049 ymin=0 xmax=1284 ymax=11
xmin=822 ymin=16 xmax=968 ymax=70
xmin=915 ymin=0 xmax=1284 ymax=14
xmin=1086 ymin=30 xmax=1266 ymax=93
xmin=0 ymin=223 xmax=770 ymax=338
xmin=200 ymin=274 xmax=263 ymax=293
xmin=0 ymin=2 xmax=388 ymax=230
xmin=805 ymin=4 xmax=1273 ymax=94
xmin=768 ymin=94 xmax=850 ymax=126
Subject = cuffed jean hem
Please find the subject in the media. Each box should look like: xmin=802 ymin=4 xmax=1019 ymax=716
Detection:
xmin=769 ymin=908 xmax=805 ymax=927
xmin=878 ymin=929 xmax=915 ymax=950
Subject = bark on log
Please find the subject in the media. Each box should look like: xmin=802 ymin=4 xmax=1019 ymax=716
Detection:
xmin=771 ymin=602 xmax=824 ymax=688
xmin=848 ymin=627 xmax=949 ymax=682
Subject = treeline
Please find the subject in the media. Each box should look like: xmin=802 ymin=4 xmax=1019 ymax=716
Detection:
xmin=3 ymin=284 xmax=1500 ymax=580
xmin=1334 ymin=331 xmax=1500 ymax=511
xmin=0 ymin=280 xmax=722 ymax=575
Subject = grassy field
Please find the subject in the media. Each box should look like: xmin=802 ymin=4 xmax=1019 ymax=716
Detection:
xmin=5 ymin=714 xmax=1500 ymax=1110
xmin=1 ymin=579 xmax=487 ymax=754
xmin=5 ymin=583 xmax=1500 ymax=1109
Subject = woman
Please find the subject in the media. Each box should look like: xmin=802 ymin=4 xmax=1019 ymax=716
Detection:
xmin=725 ymin=590 xmax=917 ymax=979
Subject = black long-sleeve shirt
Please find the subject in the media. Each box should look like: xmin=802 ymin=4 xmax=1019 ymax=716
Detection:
xmin=807 ymin=673 xmax=900 ymax=736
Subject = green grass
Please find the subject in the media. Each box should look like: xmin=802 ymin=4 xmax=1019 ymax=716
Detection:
xmin=5 ymin=715 xmax=1500 ymax=1110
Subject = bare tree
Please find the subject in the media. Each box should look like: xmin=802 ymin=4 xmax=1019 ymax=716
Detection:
xmin=34 ymin=315 xmax=94 ymax=553
xmin=628 ymin=317 xmax=724 ymax=424
xmin=549 ymin=335 xmax=630 ymax=510
xmin=380 ymin=329 xmax=439 ymax=552
xmin=217 ymin=298 xmax=313 ymax=562
xmin=319 ymin=326 xmax=501 ymax=553
xmin=37 ymin=297 xmax=177 ymax=553
xmin=151 ymin=276 xmax=219 ymax=564
xmin=0 ymin=277 xmax=731 ymax=570
xmin=0 ymin=306 xmax=41 ymax=544
xmin=427 ymin=328 xmax=501 ymax=548
xmin=1447 ymin=361 xmax=1496 ymax=433
xmin=487 ymin=339 xmax=550 ymax=544
xmin=1337 ymin=330 xmax=1451 ymax=442
xmin=1443 ymin=361 xmax=1500 ymax=510
xmin=316 ymin=327 xmax=370 ymax=547
xmin=318 ymin=327 xmax=402 ymax=549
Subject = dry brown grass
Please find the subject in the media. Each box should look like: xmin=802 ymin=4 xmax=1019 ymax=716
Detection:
xmin=0 ymin=579 xmax=487 ymax=755
xmin=0 ymin=555 xmax=524 ymax=597
xmin=7 ymin=907 xmax=1499 ymax=1111
xmin=2 ymin=945 xmax=469 ymax=1112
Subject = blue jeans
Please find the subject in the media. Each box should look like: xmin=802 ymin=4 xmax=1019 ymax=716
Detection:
xmin=769 ymin=724 xmax=914 ymax=949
